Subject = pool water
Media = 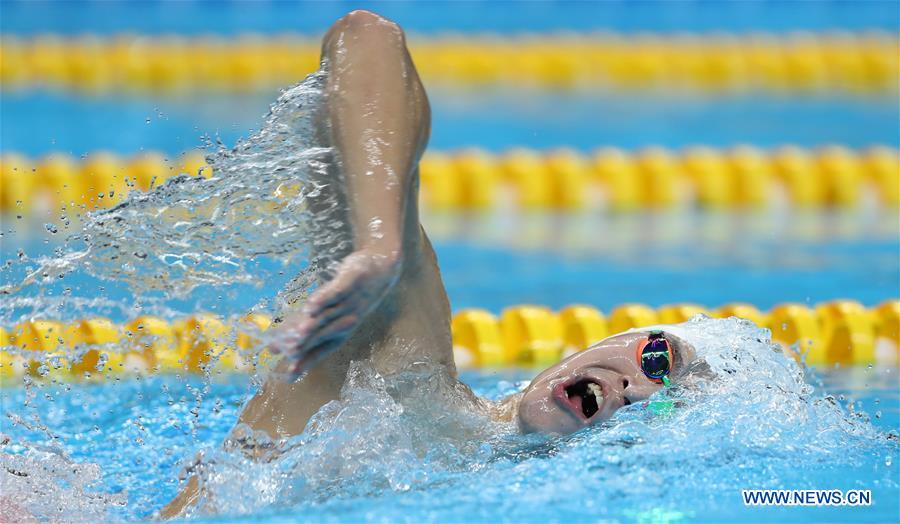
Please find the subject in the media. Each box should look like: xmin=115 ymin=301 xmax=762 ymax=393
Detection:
xmin=3 ymin=209 xmax=898 ymax=321
xmin=3 ymin=0 xmax=898 ymax=34
xmin=1 ymin=344 xmax=897 ymax=522
xmin=3 ymin=92 xmax=899 ymax=156
xmin=2 ymin=1 xmax=899 ymax=522
xmin=2 ymin=103 xmax=899 ymax=522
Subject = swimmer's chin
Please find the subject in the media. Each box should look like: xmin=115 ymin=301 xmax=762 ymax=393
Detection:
xmin=489 ymin=391 xmax=599 ymax=436
xmin=515 ymin=397 xmax=588 ymax=436
xmin=510 ymin=378 xmax=623 ymax=436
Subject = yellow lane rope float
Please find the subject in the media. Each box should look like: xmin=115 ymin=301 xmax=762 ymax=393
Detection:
xmin=0 ymin=32 xmax=897 ymax=93
xmin=1 ymin=146 xmax=897 ymax=214
xmin=1 ymin=299 xmax=897 ymax=383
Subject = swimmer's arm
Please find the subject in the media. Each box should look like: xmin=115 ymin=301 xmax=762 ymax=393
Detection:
xmin=159 ymin=12 xmax=430 ymax=518
xmin=273 ymin=10 xmax=430 ymax=376
xmin=323 ymin=10 xmax=428 ymax=258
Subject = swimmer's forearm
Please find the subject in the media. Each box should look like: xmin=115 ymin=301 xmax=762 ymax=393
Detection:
xmin=265 ymin=11 xmax=430 ymax=378
xmin=158 ymin=476 xmax=200 ymax=519
xmin=322 ymin=11 xmax=429 ymax=259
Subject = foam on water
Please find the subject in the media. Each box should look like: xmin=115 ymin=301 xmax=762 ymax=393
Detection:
xmin=0 ymin=443 xmax=128 ymax=522
xmin=179 ymin=361 xmax=514 ymax=518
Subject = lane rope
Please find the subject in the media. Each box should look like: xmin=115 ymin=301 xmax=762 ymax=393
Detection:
xmin=1 ymin=32 xmax=897 ymax=93
xmin=2 ymin=146 xmax=898 ymax=214
xmin=1 ymin=299 xmax=897 ymax=382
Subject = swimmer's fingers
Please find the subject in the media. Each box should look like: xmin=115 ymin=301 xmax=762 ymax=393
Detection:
xmin=286 ymin=341 xmax=339 ymax=379
xmin=288 ymin=336 xmax=346 ymax=377
xmin=269 ymin=291 xmax=355 ymax=355
xmin=267 ymin=312 xmax=317 ymax=355
xmin=306 ymin=249 xmax=399 ymax=317
xmin=298 ymin=311 xmax=360 ymax=354
xmin=273 ymin=249 xmax=398 ymax=376
xmin=305 ymin=289 xmax=356 ymax=331
xmin=297 ymin=275 xmax=381 ymax=349
xmin=267 ymin=323 xmax=304 ymax=355
xmin=269 ymin=291 xmax=360 ymax=361
xmin=305 ymin=262 xmax=366 ymax=316
xmin=288 ymin=305 xmax=359 ymax=361
xmin=285 ymin=317 xmax=359 ymax=378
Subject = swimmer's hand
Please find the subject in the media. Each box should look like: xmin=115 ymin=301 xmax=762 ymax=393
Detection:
xmin=270 ymin=248 xmax=402 ymax=379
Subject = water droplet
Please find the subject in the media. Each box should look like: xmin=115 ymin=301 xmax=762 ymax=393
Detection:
xmin=368 ymin=217 xmax=384 ymax=239
xmin=95 ymin=353 xmax=109 ymax=372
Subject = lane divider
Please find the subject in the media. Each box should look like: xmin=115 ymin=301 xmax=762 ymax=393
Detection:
xmin=1 ymin=146 xmax=897 ymax=214
xmin=1 ymin=299 xmax=897 ymax=383
xmin=0 ymin=151 xmax=211 ymax=214
xmin=1 ymin=32 xmax=896 ymax=93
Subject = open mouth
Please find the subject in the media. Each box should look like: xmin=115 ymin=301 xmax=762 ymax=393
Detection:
xmin=561 ymin=379 xmax=604 ymax=420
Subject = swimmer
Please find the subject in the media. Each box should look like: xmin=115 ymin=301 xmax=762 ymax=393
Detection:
xmin=161 ymin=10 xmax=697 ymax=517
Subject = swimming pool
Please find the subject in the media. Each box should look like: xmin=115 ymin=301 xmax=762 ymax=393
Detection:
xmin=2 ymin=1 xmax=899 ymax=523
xmin=2 ymin=359 xmax=897 ymax=522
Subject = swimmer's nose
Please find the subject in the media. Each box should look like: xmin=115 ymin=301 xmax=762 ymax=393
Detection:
xmin=622 ymin=375 xmax=657 ymax=406
xmin=602 ymin=373 xmax=643 ymax=408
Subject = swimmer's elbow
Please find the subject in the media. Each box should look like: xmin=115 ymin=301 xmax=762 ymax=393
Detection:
xmin=323 ymin=10 xmax=405 ymax=54
xmin=342 ymin=9 xmax=403 ymax=35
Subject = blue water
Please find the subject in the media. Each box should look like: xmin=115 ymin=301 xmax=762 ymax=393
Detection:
xmin=3 ymin=210 xmax=898 ymax=321
xmin=426 ymin=212 xmax=900 ymax=312
xmin=2 ymin=0 xmax=898 ymax=35
xmin=1 ymin=363 xmax=896 ymax=522
xmin=2 ymin=91 xmax=898 ymax=157
xmin=2 ymin=1 xmax=899 ymax=522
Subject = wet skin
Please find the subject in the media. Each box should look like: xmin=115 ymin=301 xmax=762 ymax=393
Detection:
xmin=517 ymin=332 xmax=697 ymax=435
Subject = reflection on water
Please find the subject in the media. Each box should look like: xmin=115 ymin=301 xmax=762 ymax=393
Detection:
xmin=424 ymin=208 xmax=899 ymax=311
xmin=3 ymin=208 xmax=898 ymax=317
xmin=422 ymin=207 xmax=898 ymax=256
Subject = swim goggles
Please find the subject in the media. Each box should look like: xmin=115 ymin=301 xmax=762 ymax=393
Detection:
xmin=636 ymin=330 xmax=676 ymax=417
xmin=635 ymin=330 xmax=672 ymax=387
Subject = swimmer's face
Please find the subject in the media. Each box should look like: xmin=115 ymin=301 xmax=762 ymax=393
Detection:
xmin=517 ymin=331 xmax=696 ymax=435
